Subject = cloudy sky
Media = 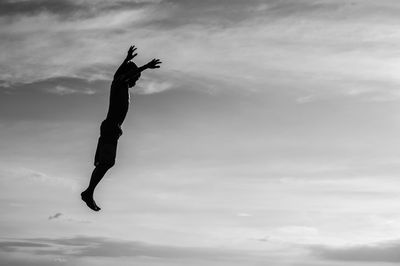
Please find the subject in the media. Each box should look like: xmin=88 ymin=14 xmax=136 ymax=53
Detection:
xmin=2 ymin=0 xmax=400 ymax=265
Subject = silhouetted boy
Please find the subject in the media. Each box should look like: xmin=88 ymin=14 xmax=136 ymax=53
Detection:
xmin=81 ymin=45 xmax=161 ymax=211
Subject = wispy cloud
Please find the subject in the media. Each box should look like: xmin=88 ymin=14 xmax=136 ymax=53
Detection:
xmin=0 ymin=235 xmax=247 ymax=259
xmin=312 ymin=239 xmax=400 ymax=262
xmin=2 ymin=0 xmax=400 ymax=99
xmin=0 ymin=166 xmax=79 ymax=191
xmin=52 ymin=85 xmax=96 ymax=95
xmin=0 ymin=0 xmax=82 ymax=17
xmin=48 ymin=213 xmax=63 ymax=220
xmin=48 ymin=212 xmax=92 ymax=224
xmin=135 ymin=75 xmax=174 ymax=94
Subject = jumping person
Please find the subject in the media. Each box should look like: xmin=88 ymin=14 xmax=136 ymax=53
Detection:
xmin=81 ymin=45 xmax=162 ymax=211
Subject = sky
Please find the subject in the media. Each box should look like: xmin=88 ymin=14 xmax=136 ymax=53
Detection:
xmin=2 ymin=0 xmax=400 ymax=265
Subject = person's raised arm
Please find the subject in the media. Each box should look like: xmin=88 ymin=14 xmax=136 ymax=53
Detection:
xmin=125 ymin=45 xmax=138 ymax=63
xmin=138 ymin=59 xmax=162 ymax=73
xmin=114 ymin=45 xmax=138 ymax=79
xmin=113 ymin=51 xmax=162 ymax=87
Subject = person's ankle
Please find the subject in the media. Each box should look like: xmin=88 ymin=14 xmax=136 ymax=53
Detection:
xmin=82 ymin=189 xmax=93 ymax=196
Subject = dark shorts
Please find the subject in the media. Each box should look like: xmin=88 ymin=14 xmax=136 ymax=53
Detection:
xmin=94 ymin=120 xmax=123 ymax=167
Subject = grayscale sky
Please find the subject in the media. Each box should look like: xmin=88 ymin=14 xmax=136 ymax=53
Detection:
xmin=1 ymin=0 xmax=400 ymax=265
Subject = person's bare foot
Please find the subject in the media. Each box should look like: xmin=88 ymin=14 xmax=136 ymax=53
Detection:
xmin=81 ymin=191 xmax=101 ymax=211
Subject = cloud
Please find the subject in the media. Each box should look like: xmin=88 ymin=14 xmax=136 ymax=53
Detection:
xmin=0 ymin=241 xmax=51 ymax=252
xmin=296 ymin=95 xmax=315 ymax=104
xmin=47 ymin=212 xmax=92 ymax=224
xmin=0 ymin=5 xmax=153 ymax=84
xmin=2 ymin=0 xmax=400 ymax=100
xmin=48 ymin=212 xmax=63 ymax=220
xmin=135 ymin=76 xmax=174 ymax=94
xmin=0 ymin=236 xmax=245 ymax=259
xmin=52 ymin=85 xmax=96 ymax=95
xmin=3 ymin=76 xmax=108 ymax=94
xmin=0 ymin=166 xmax=79 ymax=191
xmin=0 ymin=0 xmax=158 ymax=18
xmin=236 ymin=212 xmax=252 ymax=217
xmin=311 ymin=240 xmax=400 ymax=262
xmin=0 ymin=0 xmax=81 ymax=17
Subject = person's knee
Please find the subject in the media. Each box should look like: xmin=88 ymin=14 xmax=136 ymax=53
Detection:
xmin=96 ymin=162 xmax=114 ymax=171
xmin=107 ymin=162 xmax=115 ymax=169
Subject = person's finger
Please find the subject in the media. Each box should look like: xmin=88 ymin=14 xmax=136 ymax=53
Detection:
xmin=128 ymin=46 xmax=136 ymax=53
xmin=133 ymin=53 xmax=138 ymax=58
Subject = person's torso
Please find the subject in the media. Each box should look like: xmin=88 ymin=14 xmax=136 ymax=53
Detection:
xmin=105 ymin=82 xmax=130 ymax=125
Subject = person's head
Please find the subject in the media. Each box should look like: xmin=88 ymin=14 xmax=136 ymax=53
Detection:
xmin=115 ymin=61 xmax=141 ymax=88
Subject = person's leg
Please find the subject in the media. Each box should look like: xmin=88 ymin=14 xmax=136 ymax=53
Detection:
xmin=85 ymin=164 xmax=111 ymax=195
xmin=81 ymin=164 xmax=111 ymax=211
xmin=82 ymin=121 xmax=120 ymax=211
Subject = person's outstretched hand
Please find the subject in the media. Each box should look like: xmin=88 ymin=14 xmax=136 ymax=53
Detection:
xmin=146 ymin=59 xmax=162 ymax=69
xmin=126 ymin=45 xmax=138 ymax=62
